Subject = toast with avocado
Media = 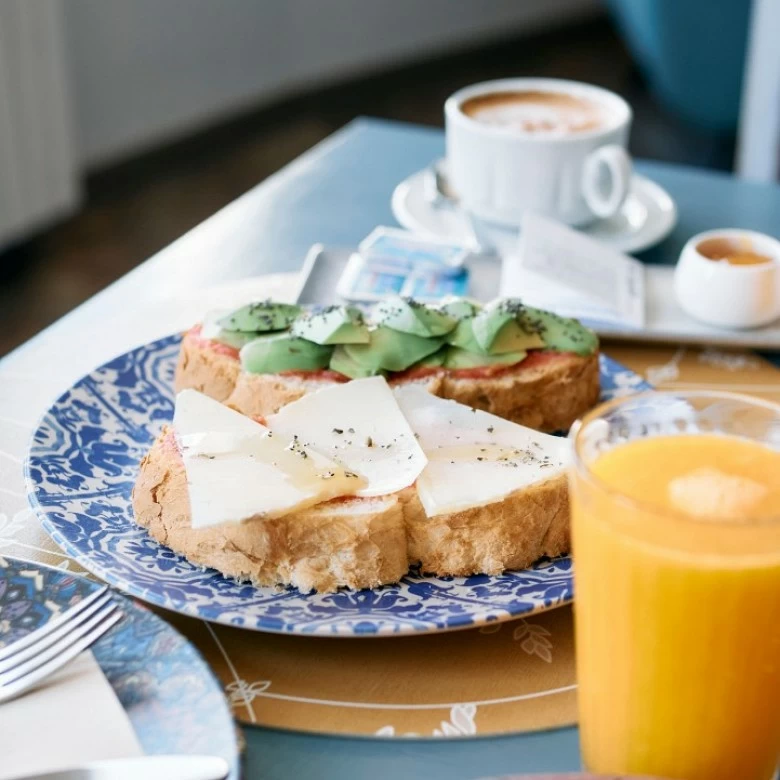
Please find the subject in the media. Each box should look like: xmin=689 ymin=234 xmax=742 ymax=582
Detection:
xmin=175 ymin=296 xmax=600 ymax=433
xmin=133 ymin=378 xmax=570 ymax=593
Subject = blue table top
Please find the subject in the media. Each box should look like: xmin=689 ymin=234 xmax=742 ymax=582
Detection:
xmin=9 ymin=117 xmax=780 ymax=778
xmin=245 ymin=724 xmax=581 ymax=778
xmin=135 ymin=116 xmax=780 ymax=287
xmin=208 ymin=116 xmax=780 ymax=272
xmin=228 ymin=118 xmax=779 ymax=777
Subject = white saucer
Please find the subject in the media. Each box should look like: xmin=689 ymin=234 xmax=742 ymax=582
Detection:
xmin=391 ymin=164 xmax=678 ymax=255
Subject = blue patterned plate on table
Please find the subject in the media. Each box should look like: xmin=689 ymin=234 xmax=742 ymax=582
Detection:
xmin=0 ymin=555 xmax=239 ymax=775
xmin=25 ymin=335 xmax=650 ymax=637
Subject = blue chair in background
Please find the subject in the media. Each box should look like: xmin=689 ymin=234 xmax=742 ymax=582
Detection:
xmin=606 ymin=0 xmax=750 ymax=133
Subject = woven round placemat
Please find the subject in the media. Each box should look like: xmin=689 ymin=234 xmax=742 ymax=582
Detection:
xmin=163 ymin=604 xmax=576 ymax=737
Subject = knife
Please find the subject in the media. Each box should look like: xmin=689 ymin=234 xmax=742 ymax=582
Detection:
xmin=8 ymin=755 xmax=230 ymax=780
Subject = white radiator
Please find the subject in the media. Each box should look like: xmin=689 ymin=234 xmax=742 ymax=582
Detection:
xmin=0 ymin=0 xmax=79 ymax=249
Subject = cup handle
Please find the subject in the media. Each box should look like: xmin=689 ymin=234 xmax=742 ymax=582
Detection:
xmin=582 ymin=145 xmax=632 ymax=220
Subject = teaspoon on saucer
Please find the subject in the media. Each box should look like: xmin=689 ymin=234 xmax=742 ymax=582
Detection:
xmin=422 ymin=161 xmax=498 ymax=256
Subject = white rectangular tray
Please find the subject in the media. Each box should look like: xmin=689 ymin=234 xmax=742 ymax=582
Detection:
xmin=294 ymin=244 xmax=501 ymax=306
xmin=578 ymin=265 xmax=780 ymax=349
xmin=295 ymin=245 xmax=780 ymax=350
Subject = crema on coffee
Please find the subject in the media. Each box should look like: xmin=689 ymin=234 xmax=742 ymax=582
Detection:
xmin=460 ymin=90 xmax=608 ymax=135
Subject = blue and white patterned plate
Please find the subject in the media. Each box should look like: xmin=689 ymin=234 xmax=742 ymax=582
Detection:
xmin=0 ymin=555 xmax=239 ymax=775
xmin=25 ymin=335 xmax=650 ymax=637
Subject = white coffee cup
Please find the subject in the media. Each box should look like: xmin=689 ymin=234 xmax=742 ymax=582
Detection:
xmin=445 ymin=78 xmax=633 ymax=228
xmin=674 ymin=228 xmax=780 ymax=329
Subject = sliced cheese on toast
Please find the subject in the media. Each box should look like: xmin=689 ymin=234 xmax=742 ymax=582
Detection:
xmin=173 ymin=389 xmax=365 ymax=529
xmin=266 ymin=376 xmax=427 ymax=498
xmin=393 ymin=385 xmax=569 ymax=517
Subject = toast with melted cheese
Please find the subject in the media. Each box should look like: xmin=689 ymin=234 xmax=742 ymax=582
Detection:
xmin=133 ymin=379 xmax=571 ymax=592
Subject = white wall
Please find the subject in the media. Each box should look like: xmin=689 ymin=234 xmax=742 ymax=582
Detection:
xmin=0 ymin=0 xmax=79 ymax=247
xmin=63 ymin=0 xmax=598 ymax=167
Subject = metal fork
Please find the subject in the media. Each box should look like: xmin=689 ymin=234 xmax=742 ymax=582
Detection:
xmin=0 ymin=585 xmax=122 ymax=704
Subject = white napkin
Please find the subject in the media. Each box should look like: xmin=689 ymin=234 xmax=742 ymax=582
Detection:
xmin=502 ymin=211 xmax=646 ymax=329
xmin=0 ymin=651 xmax=142 ymax=779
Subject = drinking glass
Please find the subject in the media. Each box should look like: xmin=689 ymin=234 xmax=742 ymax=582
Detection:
xmin=569 ymin=391 xmax=780 ymax=780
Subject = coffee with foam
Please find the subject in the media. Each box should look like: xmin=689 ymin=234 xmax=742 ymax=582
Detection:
xmin=460 ymin=90 xmax=608 ymax=136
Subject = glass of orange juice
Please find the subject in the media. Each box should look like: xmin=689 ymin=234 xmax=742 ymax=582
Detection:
xmin=569 ymin=391 xmax=780 ymax=780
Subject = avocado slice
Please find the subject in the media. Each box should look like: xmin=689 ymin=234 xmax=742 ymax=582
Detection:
xmin=481 ymin=319 xmax=545 ymax=354
xmin=218 ymin=301 xmax=301 ymax=333
xmin=330 ymin=345 xmax=382 ymax=379
xmin=447 ymin=316 xmax=542 ymax=355
xmin=199 ymin=311 xmax=260 ymax=350
xmin=210 ymin=329 xmax=258 ymax=350
xmin=438 ymin=298 xmax=481 ymax=321
xmin=446 ymin=319 xmax=484 ymax=352
xmin=374 ymin=297 xmax=457 ymax=337
xmin=444 ymin=346 xmax=528 ymax=369
xmin=469 ymin=299 xmax=544 ymax=354
xmin=291 ymin=306 xmax=369 ymax=345
xmin=521 ymin=307 xmax=598 ymax=356
xmin=240 ymin=332 xmax=332 ymax=374
xmin=409 ymin=345 xmax=448 ymax=369
xmin=343 ymin=326 xmax=445 ymax=373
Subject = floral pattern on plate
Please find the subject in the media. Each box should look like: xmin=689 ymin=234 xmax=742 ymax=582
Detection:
xmin=25 ymin=335 xmax=650 ymax=636
xmin=0 ymin=556 xmax=239 ymax=774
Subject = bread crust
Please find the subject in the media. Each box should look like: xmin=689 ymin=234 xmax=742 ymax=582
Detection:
xmin=175 ymin=335 xmax=240 ymax=402
xmin=133 ymin=429 xmax=570 ymax=592
xmin=132 ymin=431 xmax=408 ymax=593
xmin=175 ymin=329 xmax=600 ymax=432
xmin=400 ymin=478 xmax=569 ymax=577
xmin=438 ymin=352 xmax=599 ymax=433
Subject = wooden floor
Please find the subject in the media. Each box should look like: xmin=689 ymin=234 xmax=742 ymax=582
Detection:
xmin=0 ymin=16 xmax=735 ymax=357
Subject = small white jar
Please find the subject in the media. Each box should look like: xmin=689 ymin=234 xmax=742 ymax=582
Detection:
xmin=673 ymin=228 xmax=780 ymax=329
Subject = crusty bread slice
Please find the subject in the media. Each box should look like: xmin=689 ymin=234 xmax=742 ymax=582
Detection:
xmin=133 ymin=428 xmax=570 ymax=592
xmin=399 ymin=477 xmax=569 ymax=578
xmin=132 ymin=429 xmax=407 ymax=593
xmin=175 ymin=333 xmax=241 ymax=402
xmin=437 ymin=354 xmax=598 ymax=434
xmin=175 ymin=327 xmax=600 ymax=433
